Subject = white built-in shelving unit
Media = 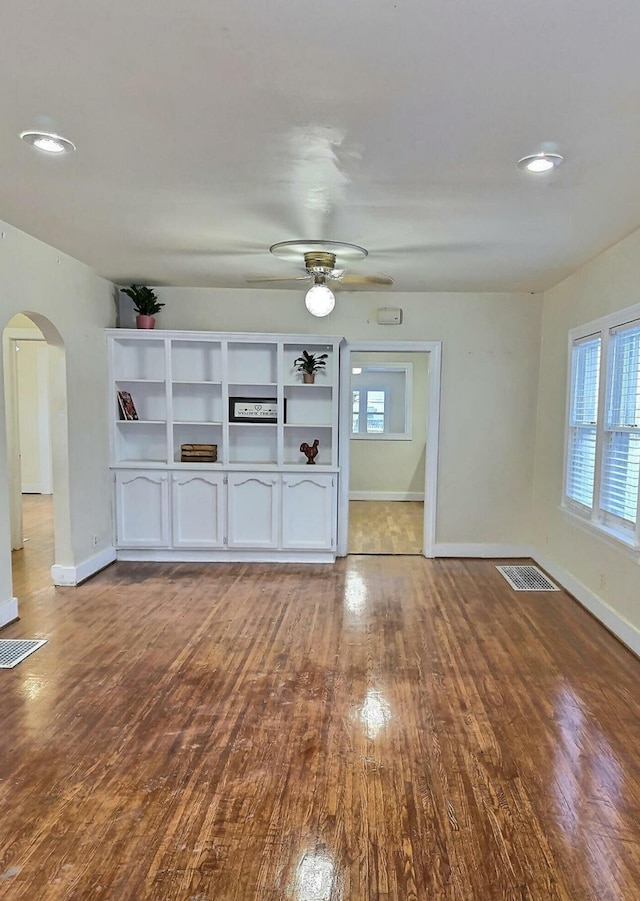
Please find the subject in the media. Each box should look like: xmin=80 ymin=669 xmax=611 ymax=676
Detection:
xmin=107 ymin=330 xmax=341 ymax=561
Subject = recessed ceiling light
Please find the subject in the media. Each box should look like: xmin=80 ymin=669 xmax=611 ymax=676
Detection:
xmin=517 ymin=152 xmax=564 ymax=173
xmin=20 ymin=131 xmax=76 ymax=154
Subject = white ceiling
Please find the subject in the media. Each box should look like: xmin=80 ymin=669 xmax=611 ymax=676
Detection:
xmin=3 ymin=0 xmax=640 ymax=294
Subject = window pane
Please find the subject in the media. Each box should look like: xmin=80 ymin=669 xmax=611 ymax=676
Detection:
xmin=571 ymin=337 xmax=600 ymax=426
xmin=567 ymin=336 xmax=601 ymax=509
xmin=606 ymin=324 xmax=640 ymax=428
xmin=366 ymin=390 xmax=386 ymax=413
xmin=601 ymin=432 xmax=640 ymax=525
xmin=567 ymin=426 xmax=597 ymax=507
xmin=352 ymin=390 xmax=361 ymax=433
xmin=366 ymin=390 xmax=386 ymax=433
xmin=601 ymin=322 xmax=640 ymax=526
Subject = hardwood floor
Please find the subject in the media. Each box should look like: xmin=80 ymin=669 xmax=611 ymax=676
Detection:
xmin=348 ymin=501 xmax=423 ymax=554
xmin=3 ymin=498 xmax=640 ymax=898
xmin=10 ymin=493 xmax=55 ymax=598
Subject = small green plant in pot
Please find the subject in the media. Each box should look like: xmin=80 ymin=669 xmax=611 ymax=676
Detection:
xmin=122 ymin=285 xmax=164 ymax=329
xmin=293 ymin=350 xmax=328 ymax=384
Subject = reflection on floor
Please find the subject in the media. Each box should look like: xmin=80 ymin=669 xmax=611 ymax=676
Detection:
xmin=348 ymin=500 xmax=423 ymax=555
xmin=11 ymin=494 xmax=54 ymax=598
xmin=3 ymin=543 xmax=640 ymax=897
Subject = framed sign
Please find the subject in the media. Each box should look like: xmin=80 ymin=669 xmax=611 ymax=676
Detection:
xmin=229 ymin=397 xmax=285 ymax=423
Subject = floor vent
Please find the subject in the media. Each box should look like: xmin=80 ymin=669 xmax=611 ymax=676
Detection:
xmin=496 ymin=565 xmax=559 ymax=591
xmin=0 ymin=639 xmax=47 ymax=669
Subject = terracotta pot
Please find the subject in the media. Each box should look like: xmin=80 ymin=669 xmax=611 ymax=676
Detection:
xmin=136 ymin=314 xmax=156 ymax=330
xmin=302 ymin=372 xmax=315 ymax=384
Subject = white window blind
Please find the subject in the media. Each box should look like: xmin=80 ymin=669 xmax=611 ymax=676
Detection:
xmin=600 ymin=322 xmax=640 ymax=531
xmin=567 ymin=335 xmax=601 ymax=509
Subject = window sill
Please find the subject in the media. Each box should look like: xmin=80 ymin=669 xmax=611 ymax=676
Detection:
xmin=351 ymin=433 xmax=412 ymax=441
xmin=559 ymin=504 xmax=640 ymax=563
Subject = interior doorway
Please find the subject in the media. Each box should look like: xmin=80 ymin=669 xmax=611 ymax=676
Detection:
xmin=348 ymin=350 xmax=427 ymax=554
xmin=337 ymin=340 xmax=441 ymax=558
xmin=2 ymin=312 xmax=69 ymax=601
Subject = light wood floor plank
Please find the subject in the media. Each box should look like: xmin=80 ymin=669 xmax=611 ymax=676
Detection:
xmin=348 ymin=501 xmax=423 ymax=554
xmin=2 ymin=497 xmax=640 ymax=898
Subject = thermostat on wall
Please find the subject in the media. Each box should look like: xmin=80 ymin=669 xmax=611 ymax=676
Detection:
xmin=376 ymin=307 xmax=403 ymax=325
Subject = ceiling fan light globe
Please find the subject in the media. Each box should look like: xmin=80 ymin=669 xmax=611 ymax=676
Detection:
xmin=305 ymin=284 xmax=335 ymax=317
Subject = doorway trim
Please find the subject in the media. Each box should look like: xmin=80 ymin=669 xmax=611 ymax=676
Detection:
xmin=337 ymin=340 xmax=442 ymax=557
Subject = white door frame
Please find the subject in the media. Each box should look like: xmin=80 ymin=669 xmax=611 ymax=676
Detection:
xmin=3 ymin=331 xmax=23 ymax=549
xmin=337 ymin=340 xmax=442 ymax=557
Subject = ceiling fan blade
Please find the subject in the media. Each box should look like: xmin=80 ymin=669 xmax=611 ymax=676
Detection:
xmin=337 ymin=273 xmax=394 ymax=286
xmin=244 ymin=274 xmax=311 ymax=284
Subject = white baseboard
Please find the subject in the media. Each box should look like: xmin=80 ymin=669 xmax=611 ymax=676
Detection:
xmin=116 ymin=548 xmax=336 ymax=564
xmin=51 ymin=546 xmax=117 ymax=586
xmin=0 ymin=596 xmax=19 ymax=628
xmin=533 ymin=551 xmax=640 ymax=659
xmin=433 ymin=543 xmax=534 ymax=558
xmin=349 ymin=491 xmax=425 ymax=501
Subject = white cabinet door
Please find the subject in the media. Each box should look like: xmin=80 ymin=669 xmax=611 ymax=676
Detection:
xmin=115 ymin=471 xmax=170 ymax=547
xmin=281 ymin=473 xmax=335 ymax=550
xmin=172 ymin=471 xmax=225 ymax=548
xmin=227 ymin=473 xmax=280 ymax=548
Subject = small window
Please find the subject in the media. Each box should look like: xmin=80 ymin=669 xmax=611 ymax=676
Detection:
xmin=352 ymin=387 xmax=388 ymax=434
xmin=351 ymin=363 xmax=412 ymax=440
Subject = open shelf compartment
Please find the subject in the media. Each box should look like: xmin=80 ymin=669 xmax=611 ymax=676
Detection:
xmin=283 ymin=425 xmax=333 ymax=466
xmin=171 ymin=339 xmax=222 ymax=382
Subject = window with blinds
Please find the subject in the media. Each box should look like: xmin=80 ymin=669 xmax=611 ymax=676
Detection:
xmin=565 ymin=310 xmax=640 ymax=548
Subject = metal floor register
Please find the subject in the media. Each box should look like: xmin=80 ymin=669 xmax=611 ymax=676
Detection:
xmin=0 ymin=639 xmax=48 ymax=668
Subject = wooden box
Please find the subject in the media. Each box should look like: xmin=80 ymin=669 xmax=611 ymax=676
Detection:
xmin=180 ymin=443 xmax=217 ymax=463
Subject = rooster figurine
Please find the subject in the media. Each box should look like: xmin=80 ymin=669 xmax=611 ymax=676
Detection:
xmin=300 ymin=438 xmax=319 ymax=465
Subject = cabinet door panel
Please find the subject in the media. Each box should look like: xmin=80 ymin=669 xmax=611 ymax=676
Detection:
xmin=172 ymin=472 xmax=225 ymax=547
xmin=227 ymin=474 xmax=280 ymax=548
xmin=115 ymin=471 xmax=170 ymax=547
xmin=282 ymin=474 xmax=335 ymax=550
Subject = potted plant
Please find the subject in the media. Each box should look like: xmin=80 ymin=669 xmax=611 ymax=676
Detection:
xmin=293 ymin=350 xmax=328 ymax=384
xmin=121 ymin=285 xmax=164 ymax=329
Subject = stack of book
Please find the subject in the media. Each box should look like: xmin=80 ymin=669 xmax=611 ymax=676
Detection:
xmin=180 ymin=443 xmax=218 ymax=463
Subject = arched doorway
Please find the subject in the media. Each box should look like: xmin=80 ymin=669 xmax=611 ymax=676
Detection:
xmin=2 ymin=312 xmax=72 ymax=611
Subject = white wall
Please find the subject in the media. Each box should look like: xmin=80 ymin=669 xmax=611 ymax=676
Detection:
xmin=532 ymin=226 xmax=640 ymax=650
xmin=14 ymin=334 xmax=51 ymax=493
xmin=349 ymin=351 xmax=428 ymax=498
xmin=0 ymin=220 xmax=115 ymax=623
xmin=157 ymin=287 xmax=543 ymax=549
xmin=0 ymin=236 xmax=543 ymax=630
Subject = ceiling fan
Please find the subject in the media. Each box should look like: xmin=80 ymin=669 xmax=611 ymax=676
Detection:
xmin=244 ymin=240 xmax=393 ymax=317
